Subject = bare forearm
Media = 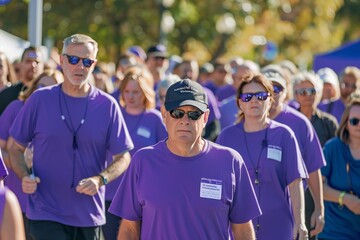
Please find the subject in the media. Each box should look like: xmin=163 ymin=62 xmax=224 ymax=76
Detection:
xmin=308 ymin=170 xmax=324 ymax=210
xmin=118 ymin=219 xmax=140 ymax=240
xmin=8 ymin=142 xmax=29 ymax=179
xmin=100 ymin=151 xmax=131 ymax=183
xmin=322 ymin=177 xmax=345 ymax=203
xmin=289 ymin=178 xmax=306 ymax=225
xmin=231 ymin=221 xmax=256 ymax=240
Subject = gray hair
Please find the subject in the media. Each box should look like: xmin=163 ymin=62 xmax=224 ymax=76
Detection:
xmin=293 ymin=71 xmax=323 ymax=106
xmin=62 ymin=34 xmax=98 ymax=56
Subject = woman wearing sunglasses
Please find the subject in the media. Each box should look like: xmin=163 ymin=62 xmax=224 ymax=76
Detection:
xmin=102 ymin=65 xmax=167 ymax=240
xmin=217 ymin=74 xmax=309 ymax=240
xmin=293 ymin=72 xmax=339 ymax=147
xmin=318 ymin=98 xmax=360 ymax=239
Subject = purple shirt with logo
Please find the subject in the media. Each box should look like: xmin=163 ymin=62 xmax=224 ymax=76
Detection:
xmin=109 ymin=139 xmax=261 ymax=239
xmin=0 ymin=100 xmax=26 ymax=211
xmin=105 ymin=108 xmax=167 ymax=200
xmin=274 ymin=104 xmax=326 ymax=173
xmin=217 ymin=120 xmax=307 ymax=239
xmin=9 ymin=85 xmax=133 ymax=227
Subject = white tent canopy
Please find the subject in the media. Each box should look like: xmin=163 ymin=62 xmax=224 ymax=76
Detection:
xmin=0 ymin=29 xmax=30 ymax=62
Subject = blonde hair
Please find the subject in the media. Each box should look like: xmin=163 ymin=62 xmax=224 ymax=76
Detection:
xmin=336 ymin=98 xmax=360 ymax=144
xmin=119 ymin=65 xmax=155 ymax=109
xmin=19 ymin=69 xmax=64 ymax=101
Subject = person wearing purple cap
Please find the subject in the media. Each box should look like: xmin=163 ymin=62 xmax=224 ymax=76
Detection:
xmin=0 ymin=46 xmax=45 ymax=115
xmin=262 ymin=65 xmax=326 ymax=240
xmin=217 ymin=74 xmax=308 ymax=240
xmin=8 ymin=34 xmax=133 ymax=240
xmin=109 ymin=79 xmax=261 ymax=239
xmin=0 ymin=186 xmax=25 ymax=240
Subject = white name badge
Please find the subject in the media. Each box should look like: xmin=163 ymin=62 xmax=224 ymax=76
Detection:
xmin=267 ymin=145 xmax=282 ymax=162
xmin=200 ymin=178 xmax=222 ymax=200
xmin=137 ymin=127 xmax=151 ymax=138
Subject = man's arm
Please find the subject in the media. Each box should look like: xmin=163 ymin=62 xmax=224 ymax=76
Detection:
xmin=8 ymin=138 xmax=28 ymax=179
xmin=76 ymin=151 xmax=131 ymax=196
xmin=289 ymin=178 xmax=308 ymax=240
xmin=8 ymin=137 xmax=40 ymax=194
xmin=117 ymin=219 xmax=141 ymax=240
xmin=231 ymin=221 xmax=256 ymax=240
xmin=308 ymin=169 xmax=325 ymax=237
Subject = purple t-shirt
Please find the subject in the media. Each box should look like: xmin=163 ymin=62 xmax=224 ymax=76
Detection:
xmin=9 ymin=84 xmax=134 ymax=227
xmin=203 ymin=87 xmax=221 ymax=125
xmin=109 ymin=139 xmax=261 ymax=239
xmin=0 ymin=151 xmax=7 ymax=180
xmin=217 ymin=120 xmax=307 ymax=239
xmin=216 ymin=84 xmax=236 ymax=102
xmin=0 ymin=100 xmax=27 ymax=211
xmin=274 ymin=104 xmax=326 ymax=173
xmin=318 ymin=98 xmax=345 ymax=124
xmin=219 ymin=96 xmax=238 ymax=130
xmin=105 ymin=108 xmax=167 ymax=200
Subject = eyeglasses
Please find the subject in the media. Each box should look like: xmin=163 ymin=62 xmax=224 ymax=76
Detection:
xmin=349 ymin=117 xmax=360 ymax=126
xmin=295 ymin=88 xmax=316 ymax=96
xmin=239 ymin=92 xmax=270 ymax=102
xmin=341 ymin=82 xmax=357 ymax=90
xmin=273 ymin=85 xmax=283 ymax=94
xmin=169 ymin=109 xmax=203 ymax=120
xmin=63 ymin=54 xmax=95 ymax=67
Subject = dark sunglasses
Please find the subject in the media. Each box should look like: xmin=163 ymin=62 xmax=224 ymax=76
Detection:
xmin=169 ymin=109 xmax=203 ymax=120
xmin=63 ymin=54 xmax=95 ymax=67
xmin=349 ymin=117 xmax=360 ymax=126
xmin=295 ymin=88 xmax=316 ymax=96
xmin=239 ymin=92 xmax=270 ymax=102
xmin=273 ymin=85 xmax=283 ymax=94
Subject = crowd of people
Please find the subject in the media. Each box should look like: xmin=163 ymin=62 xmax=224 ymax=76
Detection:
xmin=0 ymin=33 xmax=359 ymax=240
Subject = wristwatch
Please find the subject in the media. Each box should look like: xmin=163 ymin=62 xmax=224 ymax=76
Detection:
xmin=98 ymin=174 xmax=108 ymax=185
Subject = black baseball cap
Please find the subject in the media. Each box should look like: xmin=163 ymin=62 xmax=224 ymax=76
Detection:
xmin=147 ymin=44 xmax=168 ymax=58
xmin=165 ymin=79 xmax=208 ymax=112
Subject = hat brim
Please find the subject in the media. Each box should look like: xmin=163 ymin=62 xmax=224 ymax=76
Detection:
xmin=165 ymin=100 xmax=208 ymax=113
xmin=148 ymin=52 xmax=167 ymax=58
xmin=268 ymin=77 xmax=287 ymax=89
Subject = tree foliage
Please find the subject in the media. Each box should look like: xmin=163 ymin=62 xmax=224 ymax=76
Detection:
xmin=0 ymin=0 xmax=358 ymax=68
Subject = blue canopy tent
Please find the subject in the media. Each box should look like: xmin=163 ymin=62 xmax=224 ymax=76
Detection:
xmin=313 ymin=39 xmax=360 ymax=74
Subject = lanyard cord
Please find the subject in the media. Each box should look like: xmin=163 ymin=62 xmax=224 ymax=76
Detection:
xmin=58 ymin=84 xmax=90 ymax=187
xmin=243 ymin=125 xmax=267 ymax=232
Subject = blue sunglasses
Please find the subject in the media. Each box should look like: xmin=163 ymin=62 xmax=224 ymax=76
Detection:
xmin=239 ymin=92 xmax=270 ymax=102
xmin=63 ymin=54 xmax=95 ymax=67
